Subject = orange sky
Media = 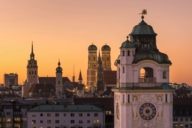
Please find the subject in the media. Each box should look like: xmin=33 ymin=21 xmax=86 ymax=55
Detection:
xmin=0 ymin=0 xmax=192 ymax=85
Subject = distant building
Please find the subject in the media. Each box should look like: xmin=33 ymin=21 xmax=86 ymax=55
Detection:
xmin=23 ymin=44 xmax=84 ymax=98
xmin=27 ymin=104 xmax=105 ymax=128
xmin=4 ymin=73 xmax=18 ymax=87
xmin=87 ymin=44 xmax=116 ymax=94
xmin=87 ymin=44 xmax=98 ymax=92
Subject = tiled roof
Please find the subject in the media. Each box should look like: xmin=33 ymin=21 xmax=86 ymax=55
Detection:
xmin=39 ymin=77 xmax=70 ymax=85
xmin=103 ymin=71 xmax=116 ymax=85
xmin=29 ymin=104 xmax=102 ymax=112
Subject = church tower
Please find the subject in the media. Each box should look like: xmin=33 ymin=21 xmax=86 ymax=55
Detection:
xmin=113 ymin=11 xmax=173 ymax=128
xmin=27 ymin=43 xmax=38 ymax=85
xmin=78 ymin=70 xmax=83 ymax=84
xmin=101 ymin=44 xmax=111 ymax=71
xmin=96 ymin=52 xmax=104 ymax=94
xmin=55 ymin=60 xmax=63 ymax=99
xmin=87 ymin=44 xmax=97 ymax=92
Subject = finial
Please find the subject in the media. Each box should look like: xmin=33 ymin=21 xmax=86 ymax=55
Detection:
xmin=126 ymin=36 xmax=129 ymax=41
xmin=140 ymin=9 xmax=147 ymax=20
xmin=30 ymin=41 xmax=35 ymax=59
xmin=58 ymin=59 xmax=61 ymax=66
xmin=31 ymin=41 xmax=34 ymax=53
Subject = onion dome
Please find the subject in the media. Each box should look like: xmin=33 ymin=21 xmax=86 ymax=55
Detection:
xmin=56 ymin=61 xmax=62 ymax=73
xmin=120 ymin=37 xmax=136 ymax=49
xmin=101 ymin=44 xmax=111 ymax=51
xmin=130 ymin=20 xmax=156 ymax=36
xmin=88 ymin=44 xmax=97 ymax=51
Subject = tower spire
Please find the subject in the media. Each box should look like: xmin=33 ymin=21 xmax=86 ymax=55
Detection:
xmin=30 ymin=41 xmax=35 ymax=59
xmin=78 ymin=70 xmax=83 ymax=84
xmin=58 ymin=59 xmax=61 ymax=67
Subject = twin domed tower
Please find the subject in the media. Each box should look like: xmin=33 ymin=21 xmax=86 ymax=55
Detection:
xmin=87 ymin=44 xmax=111 ymax=92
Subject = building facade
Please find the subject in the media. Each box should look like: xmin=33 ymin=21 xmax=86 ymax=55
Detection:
xmin=27 ymin=104 xmax=105 ymax=128
xmin=4 ymin=73 xmax=18 ymax=87
xmin=87 ymin=44 xmax=115 ymax=93
xmin=113 ymin=14 xmax=173 ymax=128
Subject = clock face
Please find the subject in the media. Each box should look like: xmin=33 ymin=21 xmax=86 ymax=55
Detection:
xmin=139 ymin=103 xmax=156 ymax=120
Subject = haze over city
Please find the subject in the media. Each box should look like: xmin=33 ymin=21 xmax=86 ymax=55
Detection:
xmin=0 ymin=0 xmax=192 ymax=85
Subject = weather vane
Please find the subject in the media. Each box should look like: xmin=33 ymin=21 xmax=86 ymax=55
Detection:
xmin=140 ymin=9 xmax=147 ymax=20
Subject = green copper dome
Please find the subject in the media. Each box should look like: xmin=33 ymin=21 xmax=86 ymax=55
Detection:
xmin=120 ymin=39 xmax=136 ymax=49
xmin=101 ymin=44 xmax=111 ymax=51
xmin=130 ymin=20 xmax=157 ymax=35
xmin=88 ymin=44 xmax=97 ymax=51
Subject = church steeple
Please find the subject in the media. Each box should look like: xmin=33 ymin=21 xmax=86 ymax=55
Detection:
xmin=30 ymin=42 xmax=35 ymax=60
xmin=27 ymin=42 xmax=38 ymax=85
xmin=56 ymin=60 xmax=63 ymax=99
xmin=96 ymin=51 xmax=104 ymax=94
xmin=78 ymin=70 xmax=83 ymax=84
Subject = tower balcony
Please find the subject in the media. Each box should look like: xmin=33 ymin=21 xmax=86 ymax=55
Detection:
xmin=139 ymin=77 xmax=156 ymax=83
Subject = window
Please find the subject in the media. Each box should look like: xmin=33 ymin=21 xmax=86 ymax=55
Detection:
xmin=63 ymin=113 xmax=66 ymax=116
xmin=32 ymin=120 xmax=36 ymax=124
xmin=87 ymin=113 xmax=90 ymax=117
xmin=128 ymin=94 xmax=130 ymax=103
xmin=55 ymin=113 xmax=59 ymax=117
xmin=47 ymin=120 xmax=51 ymax=123
xmin=71 ymin=120 xmax=75 ymax=123
xmin=40 ymin=113 xmax=43 ymax=117
xmin=71 ymin=113 xmax=75 ymax=117
xmin=47 ymin=113 xmax=51 ymax=117
xmin=32 ymin=114 xmax=36 ymax=117
xmin=40 ymin=120 xmax=43 ymax=123
xmin=94 ymin=113 xmax=98 ymax=117
xmin=79 ymin=113 xmax=83 ymax=117
xmin=127 ymin=50 xmax=130 ymax=56
xmin=122 ymin=51 xmax=125 ymax=56
xmin=87 ymin=120 xmax=90 ymax=123
xmin=163 ymin=71 xmax=167 ymax=79
xmin=79 ymin=120 xmax=83 ymax=124
xmin=55 ymin=120 xmax=60 ymax=123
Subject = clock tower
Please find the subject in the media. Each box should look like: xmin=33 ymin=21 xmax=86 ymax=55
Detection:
xmin=113 ymin=12 xmax=173 ymax=128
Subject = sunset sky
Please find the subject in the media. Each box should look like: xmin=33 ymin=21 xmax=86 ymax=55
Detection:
xmin=0 ymin=0 xmax=192 ymax=85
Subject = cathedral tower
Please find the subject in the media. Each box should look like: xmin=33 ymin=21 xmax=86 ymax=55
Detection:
xmin=87 ymin=44 xmax=97 ymax=92
xmin=113 ymin=11 xmax=173 ymax=128
xmin=55 ymin=60 xmax=63 ymax=98
xmin=27 ymin=43 xmax=38 ymax=85
xmin=101 ymin=44 xmax=111 ymax=71
xmin=96 ymin=52 xmax=104 ymax=94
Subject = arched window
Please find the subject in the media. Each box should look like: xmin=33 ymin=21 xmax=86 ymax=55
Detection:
xmin=139 ymin=67 xmax=154 ymax=83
